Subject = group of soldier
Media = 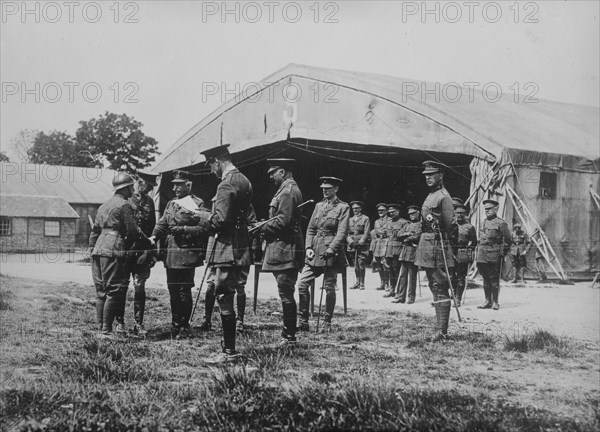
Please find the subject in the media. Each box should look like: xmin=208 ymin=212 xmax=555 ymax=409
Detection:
xmin=89 ymin=147 xmax=548 ymax=362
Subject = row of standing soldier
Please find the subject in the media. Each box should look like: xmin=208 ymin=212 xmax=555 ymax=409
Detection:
xmin=90 ymin=151 xmax=544 ymax=359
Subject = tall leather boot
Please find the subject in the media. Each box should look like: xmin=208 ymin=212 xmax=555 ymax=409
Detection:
xmin=200 ymin=282 xmax=216 ymax=331
xmin=236 ymin=292 xmax=246 ymax=331
xmin=102 ymin=295 xmax=121 ymax=334
xmin=383 ymin=268 xmax=391 ymax=291
xmin=281 ymin=301 xmax=297 ymax=341
xmin=376 ymin=271 xmax=386 ymax=290
xmin=133 ymin=281 xmax=146 ymax=325
xmin=168 ymin=286 xmax=181 ymax=329
xmin=96 ymin=298 xmax=105 ymax=332
xmin=359 ymin=269 xmax=366 ymax=290
xmin=298 ymin=292 xmax=310 ymax=330
xmin=324 ymin=291 xmax=336 ymax=323
xmin=221 ymin=314 xmax=237 ymax=353
xmin=478 ymin=280 xmax=492 ymax=309
xmin=492 ymin=281 xmax=500 ymax=310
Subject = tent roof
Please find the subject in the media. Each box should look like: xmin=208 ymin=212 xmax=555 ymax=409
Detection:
xmin=1 ymin=194 xmax=79 ymax=218
xmin=154 ymin=63 xmax=599 ymax=173
xmin=0 ymin=163 xmax=116 ymax=204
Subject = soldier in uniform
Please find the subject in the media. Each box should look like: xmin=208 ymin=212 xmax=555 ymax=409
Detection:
xmin=383 ymin=204 xmax=407 ymax=298
xmin=120 ymin=169 xmax=159 ymax=337
xmin=258 ymin=159 xmax=304 ymax=344
xmin=150 ymin=171 xmax=207 ymax=339
xmin=346 ymin=201 xmax=370 ymax=290
xmin=371 ymin=203 xmax=390 ymax=290
xmin=197 ymin=144 xmax=253 ymax=363
xmin=393 ymin=205 xmax=422 ymax=304
xmin=453 ymin=203 xmax=477 ymax=307
xmin=476 ymin=199 xmax=511 ymax=310
xmin=414 ymin=161 xmax=457 ymax=341
xmin=90 ymin=172 xmax=152 ymax=338
xmin=509 ymin=222 xmax=530 ymax=283
xmin=297 ymin=176 xmax=349 ymax=332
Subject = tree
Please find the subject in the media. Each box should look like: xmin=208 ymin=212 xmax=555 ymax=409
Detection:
xmin=0 ymin=152 xmax=10 ymax=162
xmin=76 ymin=112 xmax=160 ymax=172
xmin=27 ymin=131 xmax=91 ymax=166
xmin=9 ymin=129 xmax=38 ymax=162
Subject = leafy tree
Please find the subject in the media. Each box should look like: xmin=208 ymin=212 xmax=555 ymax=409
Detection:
xmin=76 ymin=112 xmax=159 ymax=172
xmin=0 ymin=151 xmax=10 ymax=162
xmin=28 ymin=131 xmax=91 ymax=166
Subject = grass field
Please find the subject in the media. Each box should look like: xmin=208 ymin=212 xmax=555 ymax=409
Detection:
xmin=0 ymin=274 xmax=598 ymax=431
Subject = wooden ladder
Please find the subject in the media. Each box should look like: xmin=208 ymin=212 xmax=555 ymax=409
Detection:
xmin=505 ymin=184 xmax=568 ymax=281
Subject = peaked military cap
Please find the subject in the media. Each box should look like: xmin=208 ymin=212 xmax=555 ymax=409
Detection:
xmin=112 ymin=172 xmax=135 ymax=192
xmin=422 ymin=160 xmax=447 ymax=174
xmin=482 ymin=199 xmax=499 ymax=208
xmin=407 ymin=205 xmax=420 ymax=214
xmin=201 ymin=144 xmax=231 ymax=164
xmin=267 ymin=158 xmax=295 ymax=174
xmin=388 ymin=203 xmax=402 ymax=210
xmin=455 ymin=205 xmax=467 ymax=212
xmin=171 ymin=170 xmax=191 ymax=183
xmin=137 ymin=169 xmax=159 ymax=186
xmin=514 ymin=222 xmax=522 ymax=227
xmin=350 ymin=201 xmax=364 ymax=208
xmin=319 ymin=176 xmax=342 ymax=188
xmin=376 ymin=203 xmax=389 ymax=210
xmin=451 ymin=197 xmax=464 ymax=208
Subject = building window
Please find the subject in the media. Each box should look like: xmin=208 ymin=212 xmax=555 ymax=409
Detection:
xmin=0 ymin=218 xmax=11 ymax=236
xmin=539 ymin=172 xmax=557 ymax=199
xmin=44 ymin=220 xmax=60 ymax=237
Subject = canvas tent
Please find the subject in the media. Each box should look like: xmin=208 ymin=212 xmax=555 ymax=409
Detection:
xmin=153 ymin=64 xmax=599 ymax=278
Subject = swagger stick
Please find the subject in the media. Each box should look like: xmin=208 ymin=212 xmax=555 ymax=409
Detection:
xmin=437 ymin=228 xmax=462 ymax=322
xmin=190 ymin=233 xmax=218 ymax=323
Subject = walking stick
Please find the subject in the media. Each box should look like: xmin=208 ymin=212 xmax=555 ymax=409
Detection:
xmin=315 ymin=254 xmax=332 ymax=333
xmin=437 ymin=228 xmax=462 ymax=322
xmin=190 ymin=233 xmax=218 ymax=323
xmin=354 ymin=248 xmax=358 ymax=288
xmin=417 ymin=267 xmax=422 ymax=298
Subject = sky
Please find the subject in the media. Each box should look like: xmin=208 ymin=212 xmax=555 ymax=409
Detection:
xmin=1 ymin=0 xmax=598 ymax=162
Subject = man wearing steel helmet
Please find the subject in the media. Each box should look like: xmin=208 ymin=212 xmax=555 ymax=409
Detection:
xmin=89 ymin=172 xmax=152 ymax=338
xmin=414 ymin=161 xmax=458 ymax=342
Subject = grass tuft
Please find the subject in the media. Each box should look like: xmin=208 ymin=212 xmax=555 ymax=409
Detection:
xmin=504 ymin=329 xmax=581 ymax=357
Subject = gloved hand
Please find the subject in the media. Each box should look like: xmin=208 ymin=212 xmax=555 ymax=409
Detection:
xmin=306 ymin=248 xmax=315 ymax=260
xmin=322 ymin=247 xmax=335 ymax=258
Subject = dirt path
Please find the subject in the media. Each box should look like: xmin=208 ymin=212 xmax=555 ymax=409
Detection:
xmin=2 ymin=252 xmax=598 ymax=343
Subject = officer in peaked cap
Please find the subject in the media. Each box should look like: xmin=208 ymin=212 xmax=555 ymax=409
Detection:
xmin=371 ymin=202 xmax=391 ymax=291
xmin=296 ymin=176 xmax=349 ymax=332
xmin=393 ymin=205 xmax=422 ymax=304
xmin=383 ymin=203 xmax=408 ymax=299
xmin=347 ymin=200 xmax=371 ymax=290
xmin=476 ymin=199 xmax=511 ymax=310
xmin=195 ymin=143 xmax=253 ymax=364
xmin=257 ymin=158 xmax=304 ymax=345
xmin=414 ymin=160 xmax=457 ymax=341
xmin=150 ymin=169 xmax=208 ymax=339
xmin=452 ymin=197 xmax=465 ymax=209
xmin=452 ymin=203 xmax=477 ymax=307
xmin=90 ymin=172 xmax=152 ymax=338
xmin=120 ymin=168 xmax=160 ymax=337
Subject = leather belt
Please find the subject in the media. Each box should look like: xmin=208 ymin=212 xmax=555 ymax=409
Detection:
xmin=317 ymin=231 xmax=335 ymax=237
xmin=101 ymin=229 xmax=119 ymax=235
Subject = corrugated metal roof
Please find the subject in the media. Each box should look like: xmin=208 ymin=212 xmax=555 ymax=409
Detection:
xmin=0 ymin=194 xmax=80 ymax=218
xmin=154 ymin=63 xmax=599 ymax=172
xmin=0 ymin=163 xmax=116 ymax=204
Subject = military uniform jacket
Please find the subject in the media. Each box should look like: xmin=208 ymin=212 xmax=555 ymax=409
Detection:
xmin=305 ymin=198 xmax=350 ymax=267
xmin=89 ymin=194 xmax=148 ymax=259
xmin=347 ymin=214 xmax=371 ymax=252
xmin=152 ymin=194 xmax=207 ymax=269
xmin=398 ymin=220 xmax=422 ymax=262
xmin=476 ymin=216 xmax=511 ymax=263
xmin=510 ymin=231 xmax=529 ymax=255
xmin=456 ymin=221 xmax=477 ymax=264
xmin=386 ymin=217 xmax=408 ymax=257
xmin=414 ymin=186 xmax=456 ymax=268
xmin=202 ymin=169 xmax=253 ymax=268
xmin=127 ymin=192 xmax=157 ymax=263
xmin=260 ymin=178 xmax=305 ymax=272
xmin=372 ymin=217 xmax=390 ymax=258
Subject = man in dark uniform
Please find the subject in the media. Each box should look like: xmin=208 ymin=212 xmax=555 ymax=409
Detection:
xmin=258 ymin=159 xmax=304 ymax=344
xmin=509 ymin=222 xmax=530 ymax=283
xmin=476 ymin=199 xmax=511 ymax=310
xmin=393 ymin=205 xmax=422 ymax=304
xmin=452 ymin=203 xmax=477 ymax=307
xmin=371 ymin=203 xmax=390 ymax=290
xmin=122 ymin=169 xmax=159 ymax=337
xmin=197 ymin=144 xmax=253 ymax=363
xmin=90 ymin=172 xmax=151 ymax=338
xmin=150 ymin=170 xmax=207 ymax=339
xmin=414 ymin=161 xmax=457 ymax=341
xmin=346 ymin=201 xmax=370 ymax=290
xmin=297 ymin=176 xmax=349 ymax=332
xmin=383 ymin=203 xmax=407 ymax=298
